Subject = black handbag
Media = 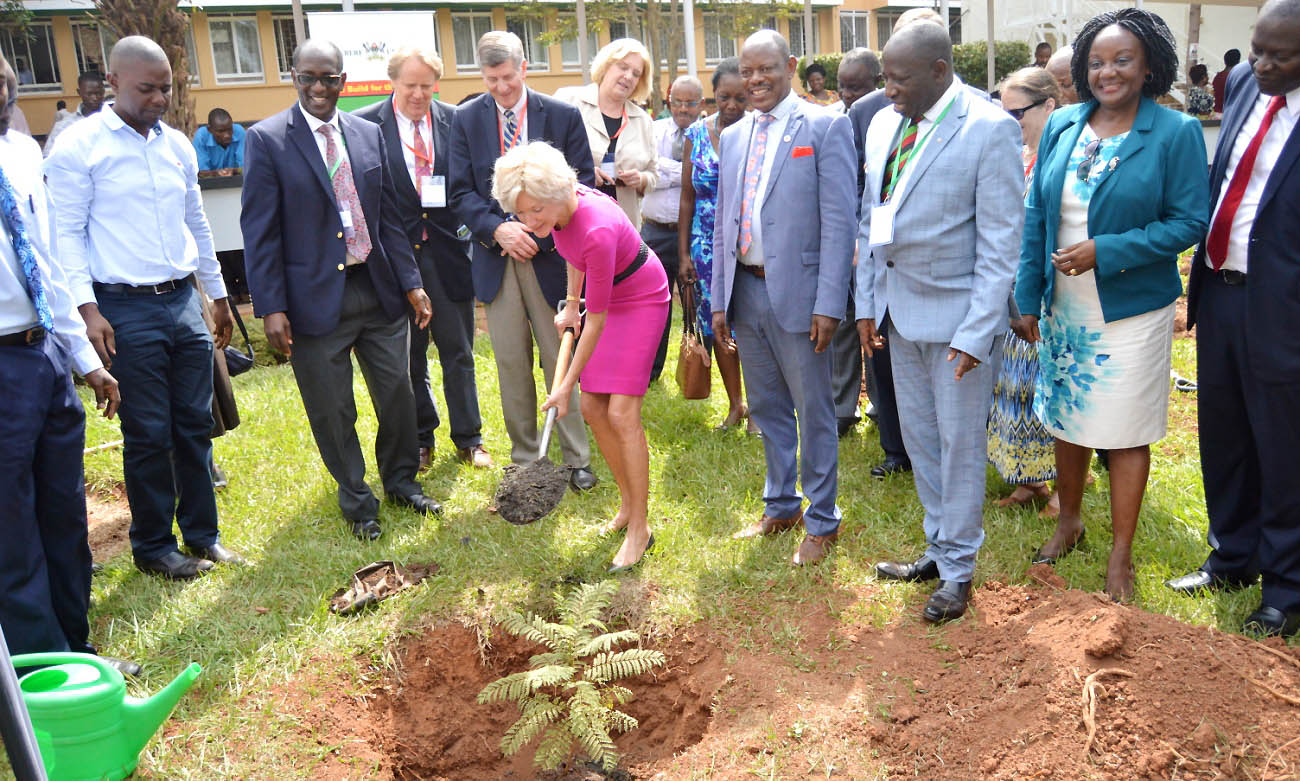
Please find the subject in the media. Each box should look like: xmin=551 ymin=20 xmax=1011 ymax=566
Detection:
xmin=224 ymin=302 xmax=255 ymax=376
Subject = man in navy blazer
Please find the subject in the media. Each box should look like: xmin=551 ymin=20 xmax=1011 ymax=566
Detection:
xmin=711 ymin=31 xmax=856 ymax=566
xmin=1169 ymin=0 xmax=1300 ymax=637
xmin=448 ymin=30 xmax=596 ymax=489
xmin=241 ymin=39 xmax=439 ymax=542
xmin=355 ymin=47 xmax=492 ymax=472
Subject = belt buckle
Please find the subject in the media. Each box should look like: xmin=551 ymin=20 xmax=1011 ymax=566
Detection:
xmin=25 ymin=326 xmax=45 ymax=345
xmin=152 ymin=280 xmax=171 ymax=294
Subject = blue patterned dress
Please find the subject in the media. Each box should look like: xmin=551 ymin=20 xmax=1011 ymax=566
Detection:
xmin=1034 ymin=125 xmax=1176 ymax=449
xmin=685 ymin=116 xmax=720 ymax=340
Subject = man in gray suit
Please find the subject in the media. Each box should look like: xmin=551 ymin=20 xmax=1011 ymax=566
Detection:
xmin=712 ymin=30 xmax=856 ymax=566
xmin=855 ymin=22 xmax=1023 ymax=621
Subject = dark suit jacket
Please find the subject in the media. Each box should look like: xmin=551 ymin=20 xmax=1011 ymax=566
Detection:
xmin=353 ymin=96 xmax=474 ymax=302
xmin=448 ymin=89 xmax=595 ymax=306
xmin=848 ymin=89 xmax=892 ymax=208
xmin=1187 ymin=62 xmax=1300 ymax=380
xmin=241 ymin=104 xmax=422 ymax=337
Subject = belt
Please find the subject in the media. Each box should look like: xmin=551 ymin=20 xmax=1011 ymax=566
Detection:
xmin=0 ymin=326 xmax=45 ymax=347
xmin=93 ymin=274 xmax=192 ymax=296
xmin=345 ymin=263 xmax=369 ymax=277
xmin=642 ymin=218 xmax=678 ymax=232
xmin=613 ymin=242 xmax=651 ymax=285
xmin=1215 ymin=269 xmax=1246 ymax=287
xmin=736 ymin=263 xmax=766 ymax=279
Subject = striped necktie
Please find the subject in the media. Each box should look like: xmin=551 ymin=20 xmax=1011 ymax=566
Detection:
xmin=881 ymin=116 xmax=920 ymax=202
xmin=503 ymin=108 xmax=518 ymax=152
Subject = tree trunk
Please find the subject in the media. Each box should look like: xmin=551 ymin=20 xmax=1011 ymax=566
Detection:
xmin=94 ymin=0 xmax=196 ymax=135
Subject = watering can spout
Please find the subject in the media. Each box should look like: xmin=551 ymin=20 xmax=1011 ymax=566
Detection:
xmin=122 ymin=662 xmax=201 ymax=754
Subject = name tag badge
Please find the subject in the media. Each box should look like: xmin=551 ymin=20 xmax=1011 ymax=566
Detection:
xmin=600 ymin=160 xmax=617 ymax=179
xmin=421 ymin=175 xmax=447 ymax=208
xmin=868 ymin=203 xmax=895 ymax=248
xmin=339 ymin=206 xmax=356 ymax=240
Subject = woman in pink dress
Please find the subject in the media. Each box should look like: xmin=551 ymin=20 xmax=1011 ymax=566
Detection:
xmin=492 ymin=141 xmax=670 ymax=573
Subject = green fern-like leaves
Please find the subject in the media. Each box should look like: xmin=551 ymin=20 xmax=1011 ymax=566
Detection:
xmin=477 ymin=582 xmax=666 ymax=773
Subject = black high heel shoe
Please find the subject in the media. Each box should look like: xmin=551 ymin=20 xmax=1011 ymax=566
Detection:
xmin=1030 ymin=528 xmax=1085 ymax=565
xmin=607 ymin=535 xmax=655 ymax=575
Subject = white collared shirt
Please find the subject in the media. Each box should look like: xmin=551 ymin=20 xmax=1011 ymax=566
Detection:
xmin=298 ymin=102 xmax=346 ymax=171
xmin=740 ymin=90 xmax=802 ymax=267
xmin=1208 ymin=85 xmax=1300 ymax=274
xmin=494 ymin=89 xmax=529 ymax=147
xmin=43 ymin=104 xmax=226 ymax=306
xmin=393 ymin=99 xmax=433 ymax=190
xmin=640 ymin=116 xmax=688 ymax=225
xmin=0 ymin=130 xmax=101 ymax=374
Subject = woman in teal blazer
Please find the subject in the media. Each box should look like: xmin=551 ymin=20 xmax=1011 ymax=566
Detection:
xmin=1013 ymin=9 xmax=1209 ymax=601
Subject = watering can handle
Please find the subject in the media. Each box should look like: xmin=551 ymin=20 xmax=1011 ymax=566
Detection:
xmin=537 ymin=327 xmax=577 ymax=462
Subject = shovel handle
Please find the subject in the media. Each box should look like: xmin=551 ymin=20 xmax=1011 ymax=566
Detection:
xmin=538 ymin=327 xmax=577 ymax=462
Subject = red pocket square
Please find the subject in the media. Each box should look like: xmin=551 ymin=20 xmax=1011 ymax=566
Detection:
xmin=792 ymin=145 xmax=814 ymax=158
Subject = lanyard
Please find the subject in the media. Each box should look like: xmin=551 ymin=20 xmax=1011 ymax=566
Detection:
xmin=608 ymin=106 xmax=629 ymax=140
xmin=401 ymin=115 xmax=434 ymax=167
xmin=498 ymin=102 xmax=527 ymax=156
xmin=883 ymin=96 xmax=956 ymax=202
xmin=325 ymin=123 xmax=347 ymax=179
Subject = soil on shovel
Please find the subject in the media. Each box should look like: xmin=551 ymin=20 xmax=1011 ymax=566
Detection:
xmin=495 ymin=460 xmax=570 ymax=524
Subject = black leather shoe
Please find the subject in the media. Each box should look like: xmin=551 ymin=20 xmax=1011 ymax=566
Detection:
xmin=570 ymin=466 xmax=598 ymax=491
xmin=186 ymin=543 xmax=246 ymax=566
xmin=134 ymin=551 xmax=213 ymax=580
xmin=1243 ymin=605 xmax=1300 ymax=637
xmin=211 ymin=462 xmax=228 ymax=491
xmin=923 ymin=580 xmax=972 ymax=623
xmin=870 ymin=457 xmax=911 ymax=479
xmin=100 ymin=656 xmax=141 ymax=677
xmin=1165 ymin=568 xmax=1257 ymax=595
xmin=350 ymin=519 xmax=382 ymax=541
xmin=91 ymin=562 xmax=104 ymax=575
xmin=837 ymin=417 xmax=859 ymax=438
xmin=387 ymin=492 xmax=443 ymax=515
xmin=876 ymin=556 xmax=940 ymax=582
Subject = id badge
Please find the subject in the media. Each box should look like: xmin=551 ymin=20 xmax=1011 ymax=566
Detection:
xmin=600 ymin=151 xmax=616 ymax=179
xmin=339 ymin=206 xmax=355 ymax=241
xmin=868 ymin=203 xmax=895 ymax=247
xmin=421 ymin=175 xmax=447 ymax=208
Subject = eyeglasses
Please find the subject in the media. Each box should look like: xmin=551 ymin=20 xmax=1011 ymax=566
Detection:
xmin=294 ymin=72 xmax=343 ymax=89
xmin=1076 ymin=138 xmax=1101 ymax=182
xmin=1004 ymin=97 xmax=1047 ymax=120
xmin=669 ymin=99 xmax=701 ymax=108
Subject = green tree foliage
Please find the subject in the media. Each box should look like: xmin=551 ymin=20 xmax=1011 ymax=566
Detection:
xmin=478 ymin=582 xmax=666 ymax=773
xmin=952 ymin=40 xmax=1033 ymax=90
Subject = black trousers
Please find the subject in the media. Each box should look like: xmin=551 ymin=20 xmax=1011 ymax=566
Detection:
xmin=409 ymin=244 xmax=482 ymax=451
xmin=642 ymin=221 xmax=680 ymax=383
xmin=1197 ymin=271 xmax=1300 ymax=612
xmin=0 ymin=337 xmax=92 ymax=656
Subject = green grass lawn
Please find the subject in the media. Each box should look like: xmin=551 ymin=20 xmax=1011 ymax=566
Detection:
xmin=11 ymin=306 xmax=1282 ymax=778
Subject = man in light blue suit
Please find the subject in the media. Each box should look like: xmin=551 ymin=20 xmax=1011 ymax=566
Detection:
xmin=855 ymin=21 xmax=1023 ymax=621
xmin=712 ymin=30 xmax=856 ymax=566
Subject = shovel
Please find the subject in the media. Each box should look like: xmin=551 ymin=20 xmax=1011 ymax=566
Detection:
xmin=495 ymin=325 xmax=577 ymax=524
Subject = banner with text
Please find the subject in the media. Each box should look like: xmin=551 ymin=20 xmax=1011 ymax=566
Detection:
xmin=304 ymin=11 xmax=439 ymax=110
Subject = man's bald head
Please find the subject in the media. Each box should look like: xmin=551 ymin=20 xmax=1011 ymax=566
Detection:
xmin=292 ymin=39 xmax=344 ymax=72
xmin=896 ymin=7 xmax=946 ymax=31
xmin=881 ymin=18 xmax=953 ymax=120
xmin=1045 ymin=45 xmax=1077 ymax=103
xmin=742 ymin=29 xmax=791 ymax=61
xmin=884 ymin=20 xmax=953 ymax=68
xmin=108 ymin=36 xmax=168 ymax=73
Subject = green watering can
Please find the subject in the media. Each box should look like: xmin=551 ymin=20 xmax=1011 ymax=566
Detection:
xmin=10 ymin=652 xmax=201 ymax=781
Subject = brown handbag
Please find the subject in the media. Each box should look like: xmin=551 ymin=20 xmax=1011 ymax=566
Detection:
xmin=675 ymin=284 xmax=711 ymax=400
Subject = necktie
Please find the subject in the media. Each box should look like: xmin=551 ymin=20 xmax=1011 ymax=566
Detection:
xmin=739 ymin=113 xmax=775 ymax=255
xmin=881 ymin=116 xmax=919 ymax=202
xmin=503 ymin=108 xmax=518 ymax=152
xmin=0 ymin=164 xmax=53 ymax=331
xmin=320 ymin=125 xmax=372 ymax=263
xmin=670 ymin=127 xmax=685 ymax=162
xmin=413 ymin=121 xmax=432 ymax=240
xmin=1206 ymin=95 xmax=1286 ymax=270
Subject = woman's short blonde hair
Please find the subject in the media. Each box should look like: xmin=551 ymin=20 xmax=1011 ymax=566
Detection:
xmin=590 ymin=38 xmax=654 ymax=104
xmin=998 ymin=66 xmax=1062 ymax=106
xmin=387 ymin=47 xmax=443 ymax=81
xmin=492 ymin=141 xmax=578 ymax=214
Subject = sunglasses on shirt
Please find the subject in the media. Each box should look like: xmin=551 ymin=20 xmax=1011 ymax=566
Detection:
xmin=1004 ymin=97 xmax=1047 ymax=120
xmin=294 ymin=72 xmax=344 ymax=89
xmin=1076 ymin=138 xmax=1101 ymax=182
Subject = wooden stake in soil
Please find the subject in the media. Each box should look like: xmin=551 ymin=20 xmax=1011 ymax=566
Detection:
xmin=494 ymin=328 xmax=576 ymax=525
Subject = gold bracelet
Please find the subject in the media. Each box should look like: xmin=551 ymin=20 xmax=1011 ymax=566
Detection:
xmin=565 ymin=296 xmax=580 ymax=302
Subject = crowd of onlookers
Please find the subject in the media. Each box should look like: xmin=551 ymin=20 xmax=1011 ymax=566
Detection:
xmin=3 ymin=0 xmax=1298 ymax=677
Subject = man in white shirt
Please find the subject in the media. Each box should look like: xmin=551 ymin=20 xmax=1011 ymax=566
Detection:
xmin=643 ymin=75 xmax=702 ymax=382
xmin=1170 ymin=0 xmax=1300 ymax=638
xmin=43 ymin=70 xmax=105 ymax=157
xmin=0 ymin=55 xmax=128 ymax=669
xmin=45 ymin=36 xmax=244 ymax=581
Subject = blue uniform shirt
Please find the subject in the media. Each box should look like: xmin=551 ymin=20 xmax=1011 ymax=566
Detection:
xmin=192 ymin=123 xmax=245 ymax=171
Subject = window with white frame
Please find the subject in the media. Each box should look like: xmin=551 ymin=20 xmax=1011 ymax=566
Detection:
xmin=506 ymin=16 xmax=548 ymax=71
xmin=788 ymin=15 xmax=821 ymax=58
xmin=70 ymin=22 xmax=112 ymax=76
xmin=701 ymin=13 xmax=735 ymax=63
xmin=452 ymin=12 xmax=493 ymax=72
xmin=608 ymin=20 xmax=645 ymax=44
xmin=557 ymin=14 xmax=599 ymax=71
xmin=1 ymin=23 xmax=61 ymax=93
xmin=183 ymin=20 xmax=201 ymax=85
xmin=208 ymin=15 xmax=264 ymax=83
xmin=272 ymin=16 xmax=309 ymax=80
xmin=840 ymin=11 xmax=869 ymax=51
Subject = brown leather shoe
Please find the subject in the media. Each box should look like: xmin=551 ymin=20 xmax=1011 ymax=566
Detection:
xmin=456 ymin=444 xmax=493 ymax=469
xmin=792 ymin=532 xmax=838 ymax=566
xmin=417 ymin=446 xmax=433 ymax=472
xmin=733 ymin=508 xmax=803 ymax=539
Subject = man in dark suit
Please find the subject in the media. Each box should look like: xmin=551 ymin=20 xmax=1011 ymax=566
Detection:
xmin=448 ymin=30 xmax=597 ymax=489
xmin=1168 ymin=0 xmax=1300 ymax=637
xmin=355 ymin=48 xmax=491 ymax=472
xmin=241 ymin=39 xmax=438 ymax=542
